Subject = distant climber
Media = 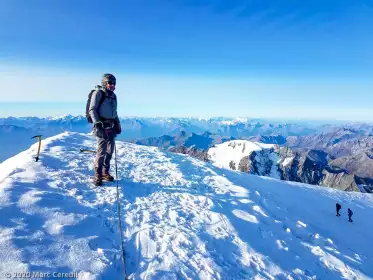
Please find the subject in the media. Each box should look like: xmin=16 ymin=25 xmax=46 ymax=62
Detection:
xmin=336 ymin=203 xmax=341 ymax=217
xmin=348 ymin=208 xmax=353 ymax=222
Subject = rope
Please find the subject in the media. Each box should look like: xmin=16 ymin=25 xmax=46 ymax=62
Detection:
xmin=114 ymin=143 xmax=128 ymax=279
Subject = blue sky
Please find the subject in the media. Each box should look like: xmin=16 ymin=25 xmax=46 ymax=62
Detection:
xmin=1 ymin=0 xmax=372 ymax=121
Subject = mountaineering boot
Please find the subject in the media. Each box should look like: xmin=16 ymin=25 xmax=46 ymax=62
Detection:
xmin=102 ymin=168 xmax=114 ymax=182
xmin=94 ymin=168 xmax=103 ymax=186
xmin=94 ymin=175 xmax=103 ymax=186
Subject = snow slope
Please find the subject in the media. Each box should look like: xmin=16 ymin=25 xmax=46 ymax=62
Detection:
xmin=1 ymin=132 xmax=373 ymax=279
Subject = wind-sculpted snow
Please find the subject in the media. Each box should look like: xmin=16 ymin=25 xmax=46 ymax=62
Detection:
xmin=0 ymin=132 xmax=373 ymax=279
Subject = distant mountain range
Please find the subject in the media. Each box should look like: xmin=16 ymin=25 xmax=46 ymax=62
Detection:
xmin=131 ymin=129 xmax=373 ymax=193
xmin=1 ymin=115 xmax=372 ymax=193
xmin=3 ymin=115 xmax=372 ymax=141
xmin=134 ymin=131 xmax=235 ymax=150
xmin=0 ymin=115 xmax=340 ymax=162
xmin=285 ymin=129 xmax=373 ymax=179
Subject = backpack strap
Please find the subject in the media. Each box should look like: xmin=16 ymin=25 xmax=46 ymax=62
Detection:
xmin=97 ymin=89 xmax=106 ymax=109
xmin=86 ymin=86 xmax=110 ymax=123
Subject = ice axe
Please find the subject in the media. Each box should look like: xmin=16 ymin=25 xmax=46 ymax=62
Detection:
xmin=31 ymin=135 xmax=42 ymax=162
xmin=79 ymin=148 xmax=96 ymax=154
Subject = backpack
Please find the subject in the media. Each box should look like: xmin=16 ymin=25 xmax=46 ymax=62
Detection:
xmin=85 ymin=87 xmax=106 ymax=123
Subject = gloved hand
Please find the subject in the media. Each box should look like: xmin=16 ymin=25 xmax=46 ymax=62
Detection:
xmin=116 ymin=122 xmax=122 ymax=135
xmin=94 ymin=122 xmax=103 ymax=130
xmin=94 ymin=122 xmax=107 ymax=139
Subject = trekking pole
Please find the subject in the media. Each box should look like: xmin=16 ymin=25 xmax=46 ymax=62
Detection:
xmin=31 ymin=135 xmax=42 ymax=162
xmin=114 ymin=143 xmax=128 ymax=278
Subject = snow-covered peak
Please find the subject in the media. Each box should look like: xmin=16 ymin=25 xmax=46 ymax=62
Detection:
xmin=219 ymin=117 xmax=249 ymax=125
xmin=208 ymin=140 xmax=277 ymax=170
xmin=46 ymin=114 xmax=74 ymax=121
xmin=1 ymin=133 xmax=373 ymax=279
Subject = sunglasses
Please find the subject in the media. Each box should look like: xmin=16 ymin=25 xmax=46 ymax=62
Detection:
xmin=107 ymin=81 xmax=116 ymax=85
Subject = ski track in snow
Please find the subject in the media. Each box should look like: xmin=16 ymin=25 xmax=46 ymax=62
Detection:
xmin=0 ymin=132 xmax=373 ymax=279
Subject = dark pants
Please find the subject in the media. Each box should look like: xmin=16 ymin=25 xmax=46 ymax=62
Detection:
xmin=95 ymin=137 xmax=115 ymax=174
xmin=336 ymin=209 xmax=341 ymax=216
xmin=349 ymin=215 xmax=353 ymax=222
